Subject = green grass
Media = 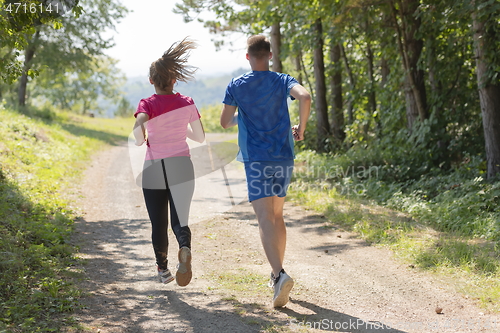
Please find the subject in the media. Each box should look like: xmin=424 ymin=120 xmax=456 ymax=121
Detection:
xmin=0 ymin=105 xmax=130 ymax=332
xmin=289 ymin=150 xmax=500 ymax=312
xmin=199 ymin=104 xmax=237 ymax=134
xmin=205 ymin=268 xmax=303 ymax=332
xmin=208 ymin=268 xmax=270 ymax=296
xmin=3 ymin=100 xmax=497 ymax=331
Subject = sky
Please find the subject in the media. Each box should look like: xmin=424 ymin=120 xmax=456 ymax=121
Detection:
xmin=104 ymin=0 xmax=250 ymax=79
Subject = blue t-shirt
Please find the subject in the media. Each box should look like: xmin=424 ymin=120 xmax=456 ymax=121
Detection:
xmin=222 ymin=71 xmax=298 ymax=162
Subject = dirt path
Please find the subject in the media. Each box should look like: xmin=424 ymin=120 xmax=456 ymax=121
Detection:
xmin=70 ymin=138 xmax=499 ymax=333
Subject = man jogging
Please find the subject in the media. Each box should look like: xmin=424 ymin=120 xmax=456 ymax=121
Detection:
xmin=220 ymin=35 xmax=311 ymax=307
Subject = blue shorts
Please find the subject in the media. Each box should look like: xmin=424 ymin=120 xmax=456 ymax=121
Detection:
xmin=244 ymin=160 xmax=294 ymax=202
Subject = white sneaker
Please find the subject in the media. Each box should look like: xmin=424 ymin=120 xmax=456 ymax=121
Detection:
xmin=157 ymin=266 xmax=174 ymax=284
xmin=272 ymin=269 xmax=294 ymax=307
xmin=268 ymin=272 xmax=276 ymax=288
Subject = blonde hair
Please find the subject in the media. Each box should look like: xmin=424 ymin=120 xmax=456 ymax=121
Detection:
xmin=247 ymin=35 xmax=271 ymax=59
xmin=149 ymin=37 xmax=198 ymax=90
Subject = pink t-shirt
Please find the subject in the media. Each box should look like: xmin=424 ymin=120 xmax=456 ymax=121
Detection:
xmin=134 ymin=93 xmax=201 ymax=161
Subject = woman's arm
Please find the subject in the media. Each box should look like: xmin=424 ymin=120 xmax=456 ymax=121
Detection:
xmin=133 ymin=112 xmax=149 ymax=146
xmin=220 ymin=104 xmax=238 ymax=129
xmin=187 ymin=118 xmax=205 ymax=143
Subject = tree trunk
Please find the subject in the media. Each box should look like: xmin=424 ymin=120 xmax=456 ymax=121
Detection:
xmin=427 ymin=36 xmax=450 ymax=157
xmin=299 ymin=52 xmax=314 ymax=99
xmin=294 ymin=54 xmax=303 ymax=85
xmin=270 ymin=22 xmax=283 ymax=73
xmin=427 ymin=38 xmax=442 ymax=115
xmin=391 ymin=0 xmax=427 ymax=129
xmin=340 ymin=43 xmax=355 ymax=125
xmin=378 ymin=56 xmax=390 ymax=135
xmin=329 ymin=42 xmax=345 ymax=143
xmin=18 ymin=29 xmax=41 ymax=107
xmin=472 ymin=5 xmax=500 ymax=179
xmin=381 ymin=58 xmax=390 ymax=86
xmin=18 ymin=72 xmax=30 ymax=107
xmin=366 ymin=34 xmax=377 ymax=135
xmin=380 ymin=11 xmax=391 ymax=88
xmin=312 ymin=18 xmax=330 ymax=151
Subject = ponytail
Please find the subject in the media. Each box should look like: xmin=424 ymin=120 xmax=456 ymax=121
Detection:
xmin=149 ymin=37 xmax=198 ymax=90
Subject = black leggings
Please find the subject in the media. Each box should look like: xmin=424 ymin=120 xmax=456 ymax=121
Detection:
xmin=141 ymin=156 xmax=194 ymax=270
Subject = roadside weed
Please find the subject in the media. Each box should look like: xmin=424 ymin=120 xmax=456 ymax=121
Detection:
xmin=0 ymin=106 xmax=129 ymax=332
xmin=289 ymin=150 xmax=500 ymax=312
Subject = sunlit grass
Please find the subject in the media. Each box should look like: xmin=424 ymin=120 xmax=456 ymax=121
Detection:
xmin=288 ymin=179 xmax=500 ymax=312
xmin=199 ymin=104 xmax=237 ymax=133
xmin=208 ymin=268 xmax=269 ymax=296
xmin=0 ymin=106 xmax=130 ymax=332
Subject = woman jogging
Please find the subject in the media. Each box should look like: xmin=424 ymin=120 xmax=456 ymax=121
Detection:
xmin=133 ymin=37 xmax=205 ymax=287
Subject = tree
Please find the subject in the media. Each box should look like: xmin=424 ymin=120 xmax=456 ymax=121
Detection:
xmin=312 ymin=18 xmax=330 ymax=150
xmin=340 ymin=42 xmax=355 ymax=125
xmin=472 ymin=0 xmax=500 ymax=179
xmin=0 ymin=0 xmax=83 ymax=84
xmin=17 ymin=28 xmax=41 ymax=106
xmin=390 ymin=0 xmax=428 ymax=128
xmin=364 ymin=17 xmax=377 ymax=135
xmin=270 ymin=22 xmax=283 ymax=72
xmin=115 ymin=96 xmax=134 ymax=118
xmin=172 ymin=0 xmax=497 ymax=181
xmin=13 ymin=0 xmax=127 ymax=106
xmin=33 ymin=56 xmax=125 ymax=115
xmin=329 ymin=39 xmax=345 ymax=143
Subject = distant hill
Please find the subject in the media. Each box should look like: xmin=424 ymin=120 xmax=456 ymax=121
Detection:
xmin=123 ymin=68 xmax=249 ymax=110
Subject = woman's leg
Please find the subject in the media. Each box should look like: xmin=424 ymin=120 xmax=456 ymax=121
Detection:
xmin=168 ymin=188 xmax=192 ymax=249
xmin=162 ymin=157 xmax=195 ymax=286
xmin=142 ymin=188 xmax=170 ymax=269
xmin=163 ymin=157 xmax=195 ymax=249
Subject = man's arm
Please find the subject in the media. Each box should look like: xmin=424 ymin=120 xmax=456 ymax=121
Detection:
xmin=220 ymin=104 xmax=238 ymax=129
xmin=133 ymin=112 xmax=149 ymax=146
xmin=290 ymin=84 xmax=311 ymax=141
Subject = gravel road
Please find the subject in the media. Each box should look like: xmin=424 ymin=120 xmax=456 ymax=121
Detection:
xmin=70 ymin=135 xmax=499 ymax=332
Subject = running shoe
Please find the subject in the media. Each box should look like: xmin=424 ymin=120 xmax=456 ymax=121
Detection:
xmin=268 ymin=271 xmax=276 ymax=288
xmin=272 ymin=269 xmax=294 ymax=308
xmin=157 ymin=266 xmax=174 ymax=284
xmin=176 ymin=247 xmax=192 ymax=286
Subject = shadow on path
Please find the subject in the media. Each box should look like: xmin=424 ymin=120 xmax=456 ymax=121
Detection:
xmin=281 ymin=299 xmax=408 ymax=333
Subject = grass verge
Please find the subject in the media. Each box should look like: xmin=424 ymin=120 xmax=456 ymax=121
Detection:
xmin=0 ymin=105 xmax=130 ymax=332
xmin=206 ymin=268 xmax=302 ymax=332
xmin=289 ymin=150 xmax=500 ymax=313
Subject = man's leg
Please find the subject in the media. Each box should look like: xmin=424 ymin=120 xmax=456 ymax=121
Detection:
xmin=251 ymin=195 xmax=286 ymax=277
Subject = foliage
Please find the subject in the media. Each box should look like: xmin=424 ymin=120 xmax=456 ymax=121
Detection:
xmin=293 ymin=147 xmax=500 ymax=241
xmin=114 ymin=95 xmax=135 ymax=117
xmin=0 ymin=0 xmax=83 ymax=83
xmin=120 ymin=70 xmax=249 ymax=119
xmin=0 ymin=104 xmax=129 ymax=332
xmin=176 ymin=69 xmax=248 ymax=107
xmin=199 ymin=103 xmax=237 ymax=133
xmin=290 ymin=146 xmax=500 ymax=310
xmin=33 ymin=56 xmax=126 ymax=115
xmin=175 ymin=1 xmax=499 ymax=309
xmin=173 ymin=0 xmax=500 ymax=173
xmin=1 ymin=0 xmax=128 ymax=113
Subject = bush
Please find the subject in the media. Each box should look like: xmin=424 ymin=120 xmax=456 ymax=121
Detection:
xmin=0 ymin=106 xmax=128 ymax=332
xmin=199 ymin=104 xmax=237 ymax=133
xmin=293 ymin=144 xmax=500 ymax=240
